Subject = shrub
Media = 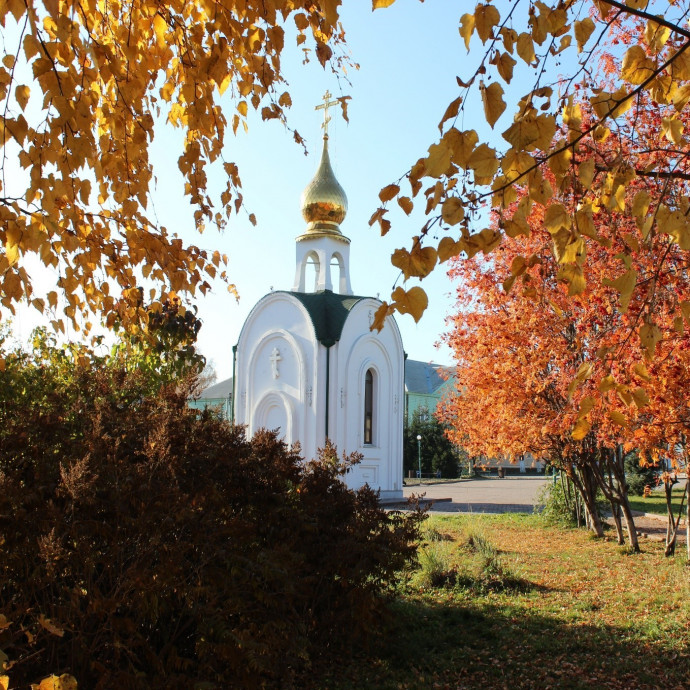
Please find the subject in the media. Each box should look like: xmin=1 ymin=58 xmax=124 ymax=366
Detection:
xmin=624 ymin=450 xmax=659 ymax=496
xmin=0 ymin=348 xmax=423 ymax=689
xmin=535 ymin=476 xmax=580 ymax=528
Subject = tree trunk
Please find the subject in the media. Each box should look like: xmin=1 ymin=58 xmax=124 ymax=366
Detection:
xmin=686 ymin=488 xmax=689 ymax=563
xmin=609 ymin=500 xmax=625 ymax=545
xmin=619 ymin=497 xmax=640 ymax=553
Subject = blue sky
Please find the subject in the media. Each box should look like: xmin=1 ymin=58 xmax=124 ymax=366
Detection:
xmin=158 ymin=0 xmax=476 ymax=381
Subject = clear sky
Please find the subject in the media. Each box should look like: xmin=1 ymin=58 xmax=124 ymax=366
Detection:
xmin=9 ymin=0 xmax=498 ymax=381
xmin=161 ymin=0 xmax=474 ymax=382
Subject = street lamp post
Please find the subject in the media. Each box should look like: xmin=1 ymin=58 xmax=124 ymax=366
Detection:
xmin=417 ymin=434 xmax=422 ymax=486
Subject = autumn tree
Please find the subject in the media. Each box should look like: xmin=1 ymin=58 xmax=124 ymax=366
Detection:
xmin=436 ymin=64 xmax=690 ymax=548
xmin=0 ymin=0 xmax=351 ymax=335
xmin=371 ymin=0 xmax=690 ymax=409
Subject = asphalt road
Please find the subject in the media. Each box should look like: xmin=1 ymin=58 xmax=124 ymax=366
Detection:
xmin=400 ymin=476 xmax=551 ymax=514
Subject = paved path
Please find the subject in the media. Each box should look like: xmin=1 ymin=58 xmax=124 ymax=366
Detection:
xmin=399 ymin=476 xmax=551 ymax=514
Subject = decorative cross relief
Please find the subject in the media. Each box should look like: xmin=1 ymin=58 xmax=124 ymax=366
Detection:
xmin=394 ymin=394 xmax=399 ymax=413
xmin=367 ymin=309 xmax=373 ymax=327
xmin=306 ymin=385 xmax=313 ymax=407
xmin=269 ymin=347 xmax=282 ymax=379
xmin=340 ymin=387 xmax=346 ymax=409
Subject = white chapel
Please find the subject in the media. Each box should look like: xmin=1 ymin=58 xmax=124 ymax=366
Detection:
xmin=234 ymin=93 xmax=404 ymax=500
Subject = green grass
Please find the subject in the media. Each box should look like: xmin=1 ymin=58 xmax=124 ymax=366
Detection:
xmin=627 ymin=483 xmax=687 ymax=516
xmin=316 ymin=513 xmax=690 ymax=690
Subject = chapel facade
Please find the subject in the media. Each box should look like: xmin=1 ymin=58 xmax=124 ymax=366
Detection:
xmin=233 ymin=94 xmax=404 ymax=500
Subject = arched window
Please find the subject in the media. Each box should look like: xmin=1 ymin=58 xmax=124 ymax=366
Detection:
xmin=331 ymin=252 xmax=344 ymax=294
xmin=364 ymin=369 xmax=374 ymax=445
xmin=303 ymin=251 xmax=320 ymax=292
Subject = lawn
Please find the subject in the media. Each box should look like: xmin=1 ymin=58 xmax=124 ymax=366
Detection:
xmin=627 ymin=482 xmax=687 ymax=517
xmin=318 ymin=514 xmax=690 ymax=690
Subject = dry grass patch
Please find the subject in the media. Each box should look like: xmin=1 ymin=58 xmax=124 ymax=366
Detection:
xmin=320 ymin=513 xmax=690 ymax=690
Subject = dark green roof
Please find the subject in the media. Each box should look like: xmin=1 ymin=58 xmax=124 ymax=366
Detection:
xmin=282 ymin=290 xmax=368 ymax=347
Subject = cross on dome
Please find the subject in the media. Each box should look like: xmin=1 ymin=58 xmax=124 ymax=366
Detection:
xmin=314 ymin=90 xmax=339 ymax=139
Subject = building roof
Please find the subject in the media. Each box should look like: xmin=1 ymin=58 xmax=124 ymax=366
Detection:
xmin=284 ymin=289 xmax=367 ymax=347
xmin=405 ymin=359 xmax=453 ymax=395
xmin=198 ymin=376 xmax=234 ymax=400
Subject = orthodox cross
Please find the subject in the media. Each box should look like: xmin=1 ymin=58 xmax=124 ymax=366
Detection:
xmin=270 ymin=347 xmax=282 ymax=379
xmin=315 ymin=90 xmax=339 ymax=138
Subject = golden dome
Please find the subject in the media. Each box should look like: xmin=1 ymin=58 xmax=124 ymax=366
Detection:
xmin=300 ymin=136 xmax=348 ymax=234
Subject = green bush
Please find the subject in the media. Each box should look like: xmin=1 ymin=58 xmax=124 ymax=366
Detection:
xmin=624 ymin=450 xmax=659 ymax=496
xmin=535 ymin=477 xmax=580 ymax=528
xmin=0 ymin=342 xmax=423 ymax=689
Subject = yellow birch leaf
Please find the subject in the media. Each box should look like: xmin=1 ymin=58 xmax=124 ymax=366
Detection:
xmin=441 ymin=197 xmax=465 ymax=225
xmin=370 ymin=302 xmax=395 ymax=332
xmin=668 ymin=46 xmax=690 ymax=80
xmin=617 ymin=385 xmax=634 ymax=407
xmin=632 ymin=387 xmax=649 ymax=409
xmin=575 ymin=205 xmax=596 ymax=239
xmin=152 ymin=14 xmax=167 ymax=49
xmin=391 ymin=285 xmax=428 ymax=323
xmin=475 ymin=4 xmax=500 ymax=43
xmin=424 ymin=141 xmax=452 ymax=178
xmin=15 ymin=84 xmax=30 ymax=111
xmin=516 ymin=32 xmax=536 ymax=64
xmin=557 ymin=263 xmax=586 ymax=296
xmin=602 ymin=268 xmax=637 ymax=313
xmin=572 ymin=417 xmax=591 ymax=440
xmin=662 ymin=117 xmax=683 ymax=145
xmin=632 ymin=190 xmax=651 ymax=219
xmin=594 ymin=1 xmax=612 ymax=20
xmin=480 ymin=81 xmax=506 ymax=128
xmin=672 ymin=83 xmax=690 ymax=111
xmin=549 ymin=142 xmax=572 ymax=177
xmin=500 ymin=26 xmax=517 ymax=53
xmin=5 ymin=242 xmax=19 ymax=266
xmin=379 ymin=184 xmax=400 ymax=203
xmin=533 ymin=114 xmax=557 ymax=151
xmin=502 ymin=115 xmax=541 ymax=150
xmin=639 ymin=322 xmax=662 ymax=357
xmin=468 ymin=143 xmax=499 ymax=178
xmin=639 ymin=215 xmax=654 ymax=239
xmin=674 ymin=316 xmax=684 ymax=333
xmin=608 ymin=410 xmax=628 ymax=427
xmin=579 ymin=396 xmax=595 ymax=417
xmin=680 ymin=300 xmax=690 ymax=323
xmin=621 ymin=45 xmax=656 ymax=85
xmin=437 ymin=236 xmax=464 ymax=262
xmin=397 ymin=196 xmax=413 ymax=215
xmin=459 ymin=13 xmax=475 ymax=51
xmin=503 ymin=275 xmax=517 ymax=293
xmin=495 ymin=52 xmax=516 ymax=83
xmin=504 ymin=217 xmax=530 ymax=237
xmin=445 ymin=128 xmax=477 ymax=169
xmin=373 ymin=0 xmax=397 ymax=8
xmin=633 ymin=362 xmax=651 ymax=381
xmin=439 ymin=96 xmax=462 ymax=130
xmin=599 ymin=375 xmax=616 ymax=392
xmin=543 ymin=203 xmax=570 ymax=233
xmin=368 ymin=207 xmax=390 ymax=236
xmin=575 ymin=18 xmax=595 ymax=52
xmin=568 ymin=361 xmax=594 ymax=398
xmin=391 ymin=238 xmax=437 ymax=279
xmin=646 ymin=19 xmax=670 ymax=53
